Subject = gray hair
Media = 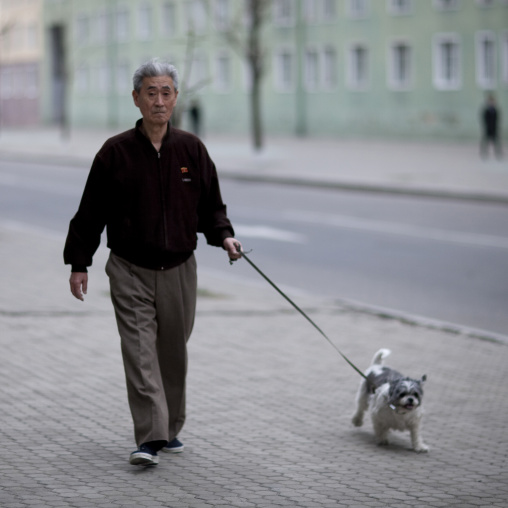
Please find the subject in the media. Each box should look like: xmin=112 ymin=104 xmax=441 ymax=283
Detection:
xmin=132 ymin=58 xmax=179 ymax=93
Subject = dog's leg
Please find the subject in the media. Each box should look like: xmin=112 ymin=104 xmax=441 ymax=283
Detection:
xmin=352 ymin=382 xmax=369 ymax=427
xmin=410 ymin=425 xmax=429 ymax=453
xmin=372 ymin=416 xmax=390 ymax=446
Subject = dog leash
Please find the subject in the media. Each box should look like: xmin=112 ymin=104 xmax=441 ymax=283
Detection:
xmin=234 ymin=248 xmax=368 ymax=381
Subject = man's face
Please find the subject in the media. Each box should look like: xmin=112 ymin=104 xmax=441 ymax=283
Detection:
xmin=132 ymin=76 xmax=178 ymax=128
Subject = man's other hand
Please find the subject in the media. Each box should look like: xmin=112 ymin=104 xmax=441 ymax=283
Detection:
xmin=70 ymin=272 xmax=88 ymax=301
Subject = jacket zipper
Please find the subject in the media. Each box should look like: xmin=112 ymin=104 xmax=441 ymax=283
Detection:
xmin=157 ymin=151 xmax=169 ymax=249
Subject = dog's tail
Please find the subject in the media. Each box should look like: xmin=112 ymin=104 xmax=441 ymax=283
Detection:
xmin=371 ymin=348 xmax=391 ymax=366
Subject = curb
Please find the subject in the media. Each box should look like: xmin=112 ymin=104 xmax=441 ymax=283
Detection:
xmin=336 ymin=297 xmax=508 ymax=345
xmin=220 ymin=171 xmax=508 ymax=206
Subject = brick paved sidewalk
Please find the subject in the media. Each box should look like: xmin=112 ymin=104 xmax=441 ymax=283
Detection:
xmin=0 ymin=223 xmax=507 ymax=507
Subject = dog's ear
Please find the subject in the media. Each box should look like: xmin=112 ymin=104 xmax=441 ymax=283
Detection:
xmin=420 ymin=374 xmax=427 ymax=384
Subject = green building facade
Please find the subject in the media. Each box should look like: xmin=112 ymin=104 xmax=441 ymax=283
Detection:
xmin=42 ymin=0 xmax=508 ymax=141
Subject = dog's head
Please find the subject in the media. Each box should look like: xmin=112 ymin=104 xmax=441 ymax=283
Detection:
xmin=388 ymin=375 xmax=426 ymax=411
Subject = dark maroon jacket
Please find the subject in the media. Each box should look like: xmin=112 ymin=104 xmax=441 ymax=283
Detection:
xmin=64 ymin=120 xmax=234 ymax=271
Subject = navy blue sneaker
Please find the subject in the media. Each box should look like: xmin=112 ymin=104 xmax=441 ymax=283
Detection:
xmin=129 ymin=443 xmax=159 ymax=466
xmin=162 ymin=437 xmax=184 ymax=453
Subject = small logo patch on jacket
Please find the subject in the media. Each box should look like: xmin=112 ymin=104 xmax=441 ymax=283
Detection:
xmin=180 ymin=167 xmax=189 ymax=173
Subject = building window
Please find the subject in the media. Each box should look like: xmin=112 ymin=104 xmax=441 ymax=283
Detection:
xmin=138 ymin=3 xmax=152 ymax=40
xmin=502 ymin=33 xmax=508 ymax=86
xmin=187 ymin=52 xmax=208 ymax=91
xmin=475 ymin=0 xmax=495 ymax=7
xmin=116 ymin=7 xmax=130 ymax=42
xmin=323 ymin=46 xmax=337 ymax=89
xmin=215 ymin=0 xmax=231 ymax=30
xmin=389 ymin=41 xmax=412 ymax=89
xmin=434 ymin=0 xmax=459 ymax=10
xmin=26 ymin=24 xmax=38 ymax=49
xmin=273 ymin=0 xmax=294 ymax=26
xmin=302 ymin=0 xmax=319 ymax=23
xmin=185 ymin=0 xmax=207 ymax=35
xmin=433 ymin=34 xmax=461 ymax=90
xmin=347 ymin=0 xmax=369 ymax=18
xmin=161 ymin=2 xmax=177 ymax=36
xmin=95 ymin=10 xmax=109 ymax=43
xmin=348 ymin=43 xmax=369 ymax=89
xmin=304 ymin=48 xmax=320 ymax=90
xmin=76 ymin=14 xmax=90 ymax=46
xmin=25 ymin=66 xmax=38 ymax=99
xmin=116 ymin=61 xmax=131 ymax=93
xmin=323 ymin=0 xmax=337 ymax=20
xmin=275 ymin=48 xmax=295 ymax=91
xmin=476 ymin=31 xmax=496 ymax=89
xmin=1 ymin=68 xmax=13 ymax=99
xmin=97 ymin=61 xmax=111 ymax=94
xmin=215 ymin=52 xmax=232 ymax=92
xmin=388 ymin=0 xmax=412 ymax=15
xmin=76 ymin=63 xmax=89 ymax=93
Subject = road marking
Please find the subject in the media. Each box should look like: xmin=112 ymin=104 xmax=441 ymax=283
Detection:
xmin=284 ymin=210 xmax=508 ymax=250
xmin=234 ymin=224 xmax=306 ymax=243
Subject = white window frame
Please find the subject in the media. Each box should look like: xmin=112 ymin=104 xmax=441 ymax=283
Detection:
xmin=476 ymin=31 xmax=497 ymax=89
xmin=75 ymin=14 xmax=90 ymax=46
xmin=75 ymin=63 xmax=89 ymax=93
xmin=304 ymin=46 xmax=320 ymax=91
xmin=95 ymin=9 xmax=109 ymax=43
xmin=433 ymin=0 xmax=459 ymax=10
xmin=116 ymin=61 xmax=131 ymax=94
xmin=322 ymin=45 xmax=338 ymax=90
xmin=387 ymin=0 xmax=412 ymax=15
xmin=215 ymin=51 xmax=232 ymax=92
xmin=215 ymin=0 xmax=231 ymax=31
xmin=26 ymin=23 xmax=38 ymax=50
xmin=96 ymin=61 xmax=111 ymax=95
xmin=25 ymin=66 xmax=38 ymax=99
xmin=502 ymin=32 xmax=508 ymax=86
xmin=273 ymin=0 xmax=295 ymax=27
xmin=115 ymin=7 xmax=130 ymax=42
xmin=322 ymin=0 xmax=337 ymax=21
xmin=388 ymin=40 xmax=412 ymax=90
xmin=347 ymin=0 xmax=370 ymax=19
xmin=185 ymin=0 xmax=208 ymax=35
xmin=302 ymin=0 xmax=319 ymax=24
xmin=188 ymin=51 xmax=208 ymax=91
xmin=1 ymin=68 xmax=13 ymax=99
xmin=475 ymin=0 xmax=495 ymax=8
xmin=433 ymin=33 xmax=461 ymax=90
xmin=347 ymin=42 xmax=369 ymax=90
xmin=274 ymin=47 xmax=295 ymax=92
xmin=161 ymin=1 xmax=177 ymax=37
xmin=137 ymin=2 xmax=153 ymax=41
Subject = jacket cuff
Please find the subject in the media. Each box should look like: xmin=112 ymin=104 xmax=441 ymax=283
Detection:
xmin=71 ymin=265 xmax=88 ymax=273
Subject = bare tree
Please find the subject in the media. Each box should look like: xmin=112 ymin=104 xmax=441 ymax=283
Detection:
xmin=224 ymin=0 xmax=271 ymax=151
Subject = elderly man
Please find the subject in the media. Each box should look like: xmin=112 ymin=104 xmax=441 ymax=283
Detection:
xmin=64 ymin=59 xmax=242 ymax=466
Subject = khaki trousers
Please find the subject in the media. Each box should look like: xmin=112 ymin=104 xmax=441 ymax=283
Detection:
xmin=106 ymin=252 xmax=197 ymax=446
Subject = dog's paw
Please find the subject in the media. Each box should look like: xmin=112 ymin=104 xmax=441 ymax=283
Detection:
xmin=414 ymin=443 xmax=430 ymax=453
xmin=351 ymin=415 xmax=363 ymax=427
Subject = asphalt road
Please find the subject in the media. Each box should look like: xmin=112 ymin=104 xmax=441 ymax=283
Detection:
xmin=2 ymin=159 xmax=508 ymax=338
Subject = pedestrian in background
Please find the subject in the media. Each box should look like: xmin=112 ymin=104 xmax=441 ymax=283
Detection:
xmin=64 ymin=58 xmax=242 ymax=466
xmin=189 ymin=99 xmax=202 ymax=137
xmin=480 ymin=93 xmax=502 ymax=159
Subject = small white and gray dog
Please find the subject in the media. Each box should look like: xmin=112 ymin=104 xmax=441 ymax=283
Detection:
xmin=351 ymin=348 xmax=429 ymax=452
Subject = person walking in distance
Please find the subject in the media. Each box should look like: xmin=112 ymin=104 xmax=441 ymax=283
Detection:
xmin=480 ymin=93 xmax=502 ymax=159
xmin=64 ymin=59 xmax=242 ymax=466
